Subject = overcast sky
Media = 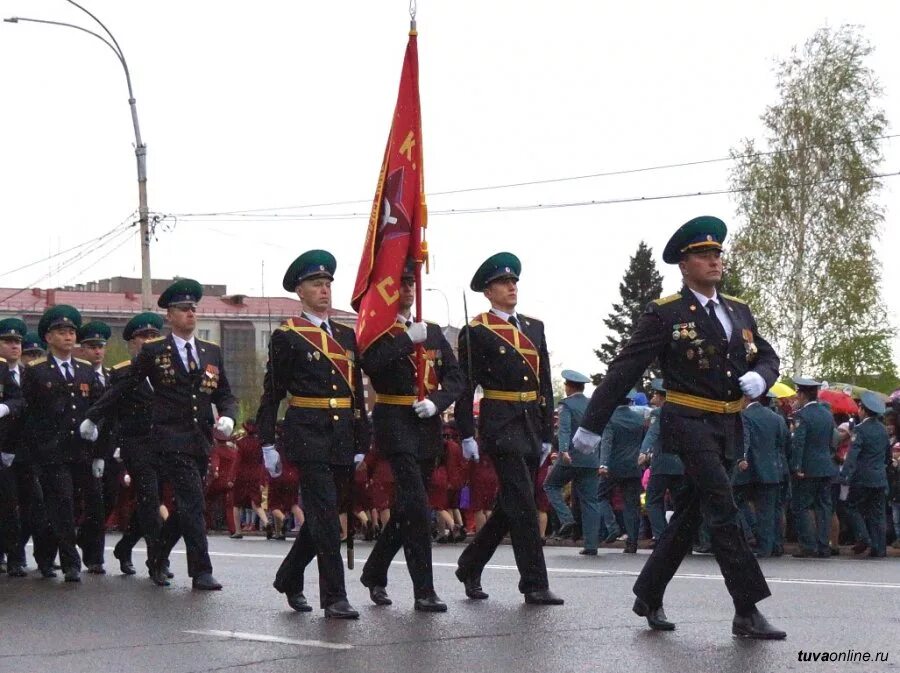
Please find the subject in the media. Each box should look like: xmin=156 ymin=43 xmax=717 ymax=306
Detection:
xmin=1 ymin=1 xmax=898 ymax=388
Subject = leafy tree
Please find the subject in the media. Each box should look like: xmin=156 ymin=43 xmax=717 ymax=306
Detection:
xmin=594 ymin=241 xmax=663 ymax=385
xmin=729 ymin=25 xmax=894 ymax=379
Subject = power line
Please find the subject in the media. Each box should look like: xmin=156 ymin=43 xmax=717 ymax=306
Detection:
xmin=168 ymin=169 xmax=900 ymax=223
xmin=173 ymin=133 xmax=900 ymax=217
xmin=0 ymin=212 xmax=136 ymax=280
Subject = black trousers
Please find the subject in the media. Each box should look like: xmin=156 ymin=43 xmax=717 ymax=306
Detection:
xmin=137 ymin=452 xmax=207 ymax=576
xmin=102 ymin=459 xmax=124 ymax=521
xmin=0 ymin=466 xmax=24 ymax=566
xmin=633 ymin=413 xmax=770 ymax=610
xmin=457 ymin=450 xmax=549 ymax=594
xmin=116 ymin=450 xmax=165 ymax=562
xmin=39 ymin=462 xmax=105 ymax=571
xmin=13 ymin=461 xmax=56 ymax=569
xmin=273 ymin=462 xmax=350 ymax=608
xmin=361 ymin=454 xmax=435 ymax=599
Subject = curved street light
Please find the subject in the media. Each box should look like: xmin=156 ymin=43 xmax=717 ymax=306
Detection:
xmin=4 ymin=0 xmax=152 ymax=309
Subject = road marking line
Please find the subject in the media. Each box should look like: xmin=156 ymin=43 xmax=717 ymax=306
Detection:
xmin=183 ymin=629 xmax=353 ymax=650
xmin=92 ymin=545 xmax=900 ymax=591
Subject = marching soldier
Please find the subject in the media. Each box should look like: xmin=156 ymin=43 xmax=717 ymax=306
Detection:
xmin=20 ymin=332 xmax=46 ymax=363
xmin=735 ymin=393 xmax=790 ymax=558
xmin=454 ymin=252 xmax=563 ymax=605
xmin=573 ymin=216 xmax=785 ymax=639
xmin=259 ymin=250 xmax=369 ymax=619
xmin=0 ymin=322 xmax=26 ymax=576
xmin=21 ymin=305 xmax=105 ymax=582
xmin=359 ymin=259 xmax=463 ymax=611
xmin=789 ymin=377 xmax=836 ymax=558
xmin=842 ymin=391 xmax=891 ymax=558
xmin=640 ymin=379 xmax=685 ymax=544
xmin=76 ymin=320 xmax=113 ymax=571
xmin=542 ymin=369 xmax=603 ymax=555
xmin=83 ymin=280 xmax=236 ymax=590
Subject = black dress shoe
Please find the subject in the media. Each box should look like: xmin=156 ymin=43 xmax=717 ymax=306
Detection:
xmin=633 ymin=598 xmax=675 ymax=631
xmin=86 ymin=564 xmax=106 ymax=575
xmin=693 ymin=544 xmax=713 ymax=554
xmin=829 ymin=545 xmax=840 ymax=556
xmin=732 ymin=609 xmax=786 ymax=640
xmin=229 ymin=532 xmax=243 ymax=539
xmin=265 ymin=522 xmax=275 ymax=540
xmin=324 ymin=599 xmax=359 ymax=619
xmin=852 ymin=541 xmax=870 ymax=555
xmin=455 ymin=567 xmax=488 ymax=600
xmin=792 ymin=548 xmax=816 ymax=558
xmin=7 ymin=565 xmax=27 ymax=578
xmin=39 ymin=566 xmax=57 ymax=579
xmin=771 ymin=545 xmax=784 ymax=557
xmin=603 ymin=531 xmax=621 ymax=544
xmin=623 ymin=543 xmax=638 ymax=554
xmin=579 ymin=549 xmax=598 ymax=556
xmin=64 ymin=568 xmax=81 ymax=583
xmin=555 ymin=522 xmax=575 ymax=539
xmin=414 ymin=594 xmax=448 ymax=612
xmin=368 ymin=585 xmax=392 ymax=606
xmin=287 ymin=592 xmax=313 ymax=612
xmin=523 ymin=589 xmax=564 ymax=605
xmin=114 ymin=546 xmax=136 ymax=575
xmin=191 ymin=573 xmax=223 ymax=590
xmin=149 ymin=566 xmax=170 ymax=586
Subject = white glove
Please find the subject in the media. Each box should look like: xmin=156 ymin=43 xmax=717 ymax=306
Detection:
xmin=262 ymin=444 xmax=282 ymax=478
xmin=540 ymin=442 xmax=552 ymax=466
xmin=1 ymin=453 xmax=14 ymax=468
xmin=353 ymin=453 xmax=365 ymax=465
xmin=0 ymin=404 xmax=9 ymax=419
xmin=215 ymin=416 xmax=235 ymax=437
xmin=113 ymin=447 xmax=123 ymax=463
xmin=79 ymin=418 xmax=99 ymax=442
xmin=412 ymin=398 xmax=438 ymax=419
xmin=572 ymin=427 xmax=601 ymax=454
xmin=407 ymin=321 xmax=428 ymax=344
xmin=738 ymin=371 xmax=766 ymax=399
xmin=92 ymin=458 xmax=105 ymax=478
xmin=123 ymin=472 xmax=132 ymax=486
xmin=462 ymin=437 xmax=480 ymax=462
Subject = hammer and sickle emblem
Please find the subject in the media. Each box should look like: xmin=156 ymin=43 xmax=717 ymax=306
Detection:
xmin=376 ymin=276 xmax=399 ymax=305
xmin=380 ymin=198 xmax=398 ymax=232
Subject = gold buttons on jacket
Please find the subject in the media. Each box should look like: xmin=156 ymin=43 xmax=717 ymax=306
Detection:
xmin=333 ymin=415 xmax=339 ymax=421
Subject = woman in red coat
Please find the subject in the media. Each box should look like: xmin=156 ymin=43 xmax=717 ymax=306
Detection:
xmin=231 ymin=422 xmax=273 ymax=538
xmin=468 ymin=450 xmax=499 ymax=532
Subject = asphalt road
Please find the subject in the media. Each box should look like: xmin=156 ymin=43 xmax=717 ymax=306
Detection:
xmin=1 ymin=535 xmax=898 ymax=673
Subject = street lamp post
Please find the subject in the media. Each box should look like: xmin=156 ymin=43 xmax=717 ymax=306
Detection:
xmin=425 ymin=288 xmax=451 ymax=328
xmin=4 ymin=1 xmax=153 ymax=309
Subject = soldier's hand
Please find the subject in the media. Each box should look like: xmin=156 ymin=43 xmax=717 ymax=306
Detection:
xmin=738 ymin=460 xmax=749 ymax=471
xmin=412 ymin=398 xmax=438 ymax=419
xmin=0 ymin=404 xmax=9 ymax=419
xmin=638 ymin=453 xmax=649 ymax=466
xmin=572 ymin=427 xmax=601 ymax=454
xmin=123 ymin=472 xmax=132 ymax=487
xmin=462 ymin=437 xmax=480 ymax=462
xmin=560 ymin=451 xmax=572 ymax=465
xmin=794 ymin=470 xmax=805 ymax=479
xmin=540 ymin=442 xmax=552 ymax=466
xmin=79 ymin=418 xmax=99 ymax=442
xmin=91 ymin=458 xmax=105 ymax=479
xmin=262 ymin=444 xmax=282 ymax=478
xmin=0 ymin=453 xmax=14 ymax=468
xmin=738 ymin=371 xmax=766 ymax=399
xmin=407 ymin=322 xmax=428 ymax=344
xmin=113 ymin=447 xmax=123 ymax=463
xmin=598 ymin=466 xmax=609 ymax=477
xmin=215 ymin=416 xmax=235 ymax=437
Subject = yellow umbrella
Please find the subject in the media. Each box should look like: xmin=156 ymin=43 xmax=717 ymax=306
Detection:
xmin=769 ymin=381 xmax=796 ymax=398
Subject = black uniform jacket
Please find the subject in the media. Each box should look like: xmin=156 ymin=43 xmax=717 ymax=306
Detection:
xmin=256 ymin=316 xmax=369 ymax=466
xmin=21 ymin=356 xmax=103 ymax=464
xmin=0 ymin=359 xmax=24 ymax=453
xmin=361 ymin=320 xmax=464 ymax=461
xmin=582 ymin=286 xmax=779 ymax=459
xmin=101 ymin=359 xmax=156 ymax=461
xmin=87 ymin=334 xmax=237 ymax=457
xmin=455 ymin=310 xmax=554 ymax=457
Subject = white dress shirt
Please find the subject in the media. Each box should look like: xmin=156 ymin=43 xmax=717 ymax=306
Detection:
xmin=689 ymin=287 xmax=733 ymax=341
xmin=171 ymin=334 xmax=199 ymax=372
xmin=52 ymin=355 xmax=75 ymax=379
xmin=301 ymin=312 xmax=332 ymax=334
xmin=489 ymin=307 xmax=520 ymax=328
xmin=94 ymin=364 xmax=106 ymax=388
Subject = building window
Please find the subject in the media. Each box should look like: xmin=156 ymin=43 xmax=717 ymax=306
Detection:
xmin=260 ymin=330 xmax=272 ymax=349
xmin=198 ymin=329 xmax=211 ymax=340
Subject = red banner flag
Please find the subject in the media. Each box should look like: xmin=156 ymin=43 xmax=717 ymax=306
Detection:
xmin=352 ymin=29 xmax=427 ymax=357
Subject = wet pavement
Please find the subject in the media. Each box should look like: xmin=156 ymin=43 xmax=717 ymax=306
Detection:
xmin=0 ymin=534 xmax=898 ymax=673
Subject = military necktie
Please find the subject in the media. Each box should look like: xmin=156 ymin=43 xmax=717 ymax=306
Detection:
xmin=185 ymin=342 xmax=198 ymax=372
xmin=321 ymin=322 xmax=331 ymax=337
xmin=96 ymin=371 xmax=106 ymax=389
xmin=508 ymin=315 xmax=520 ymax=330
xmin=705 ymin=300 xmax=728 ymax=342
xmin=62 ymin=362 xmax=75 ymax=384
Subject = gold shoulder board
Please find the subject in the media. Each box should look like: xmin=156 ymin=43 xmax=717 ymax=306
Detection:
xmin=146 ymin=336 xmax=166 ymax=343
xmin=27 ymin=357 xmax=47 ymax=367
xmin=74 ymin=358 xmax=92 ymax=365
xmin=721 ymin=294 xmax=746 ymax=305
xmin=197 ymin=338 xmax=220 ymax=347
xmin=653 ymin=294 xmax=681 ymax=306
xmin=113 ymin=360 xmax=132 ymax=370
